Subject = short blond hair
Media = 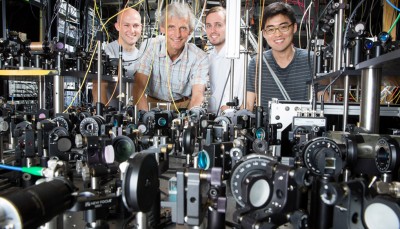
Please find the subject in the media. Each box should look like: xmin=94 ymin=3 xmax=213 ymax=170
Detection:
xmin=205 ymin=6 xmax=226 ymax=22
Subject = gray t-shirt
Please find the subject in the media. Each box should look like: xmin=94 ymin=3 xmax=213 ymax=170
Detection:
xmin=104 ymin=40 xmax=139 ymax=78
xmin=246 ymin=47 xmax=313 ymax=108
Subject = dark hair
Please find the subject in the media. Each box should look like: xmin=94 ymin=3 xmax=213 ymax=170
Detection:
xmin=262 ymin=2 xmax=296 ymax=28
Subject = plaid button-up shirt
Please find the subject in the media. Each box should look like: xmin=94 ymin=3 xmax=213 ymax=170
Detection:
xmin=136 ymin=36 xmax=209 ymax=101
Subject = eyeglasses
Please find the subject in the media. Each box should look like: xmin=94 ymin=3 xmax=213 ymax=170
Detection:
xmin=263 ymin=23 xmax=293 ymax=35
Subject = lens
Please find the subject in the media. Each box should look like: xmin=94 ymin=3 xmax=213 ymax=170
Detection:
xmin=115 ymin=140 xmax=133 ymax=162
xmin=197 ymin=150 xmax=210 ymax=169
xmin=255 ymin=128 xmax=265 ymax=140
xmin=364 ymin=39 xmax=374 ymax=50
xmin=378 ymin=32 xmax=390 ymax=43
xmin=364 ymin=202 xmax=400 ymax=229
xmin=249 ymin=178 xmax=270 ymax=208
xmin=104 ymin=145 xmax=115 ymax=164
xmin=158 ymin=117 xmax=167 ymax=127
xmin=113 ymin=136 xmax=135 ymax=163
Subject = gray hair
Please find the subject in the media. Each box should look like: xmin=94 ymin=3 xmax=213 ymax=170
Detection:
xmin=160 ymin=2 xmax=196 ymax=31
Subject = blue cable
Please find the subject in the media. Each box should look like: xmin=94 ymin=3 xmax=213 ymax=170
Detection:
xmin=0 ymin=164 xmax=23 ymax=172
xmin=386 ymin=0 xmax=400 ymax=12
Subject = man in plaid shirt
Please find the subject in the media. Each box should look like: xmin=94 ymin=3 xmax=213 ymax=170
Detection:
xmin=133 ymin=2 xmax=209 ymax=111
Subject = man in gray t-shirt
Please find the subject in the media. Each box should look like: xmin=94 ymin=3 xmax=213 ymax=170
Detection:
xmin=92 ymin=8 xmax=142 ymax=107
xmin=246 ymin=2 xmax=313 ymax=110
xmin=104 ymin=40 xmax=139 ymax=78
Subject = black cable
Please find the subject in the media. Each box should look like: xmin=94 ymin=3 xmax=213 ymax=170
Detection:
xmin=318 ymin=0 xmax=365 ymax=109
xmin=312 ymin=0 xmax=319 ymax=37
xmin=46 ymin=0 xmax=51 ymax=33
xmin=307 ymin=0 xmax=335 ymax=62
xmin=28 ymin=0 xmax=40 ymax=21
xmin=360 ymin=0 xmax=368 ymax=20
xmin=364 ymin=0 xmax=379 ymax=31
xmin=46 ymin=0 xmax=61 ymax=40
xmin=122 ymin=37 xmax=151 ymax=63
xmin=308 ymin=0 xmax=335 ymax=110
xmin=343 ymin=0 xmax=367 ymax=53
xmin=375 ymin=4 xmax=383 ymax=36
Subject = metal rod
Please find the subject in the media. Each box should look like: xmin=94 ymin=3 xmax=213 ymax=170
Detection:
xmin=43 ymin=59 xmax=48 ymax=109
xmin=39 ymin=8 xmax=44 ymax=41
xmin=91 ymin=177 xmax=100 ymax=190
xmin=53 ymin=52 xmax=64 ymax=113
xmin=360 ymin=68 xmax=381 ymax=133
xmin=96 ymin=31 xmax=104 ymax=115
xmin=78 ymin=78 xmax=82 ymax=106
xmin=342 ymin=48 xmax=351 ymax=131
xmin=243 ymin=9 xmax=249 ymax=109
xmin=36 ymin=55 xmax=44 ymax=109
xmin=229 ymin=59 xmax=234 ymax=103
xmin=118 ymin=45 xmax=123 ymax=112
xmin=97 ymin=39 xmax=102 ymax=105
xmin=134 ymin=105 xmax=138 ymax=125
xmin=8 ymin=130 xmax=14 ymax=150
xmin=311 ymin=36 xmax=320 ymax=112
xmin=310 ymin=177 xmax=333 ymax=229
xmin=257 ymin=31 xmax=263 ymax=106
xmin=19 ymin=54 xmax=24 ymax=68
xmin=356 ymin=76 xmax=360 ymax=102
xmin=126 ymin=81 xmax=131 ymax=107
xmin=135 ymin=212 xmax=147 ymax=229
xmin=333 ymin=0 xmax=345 ymax=71
xmin=354 ymin=36 xmax=361 ymax=65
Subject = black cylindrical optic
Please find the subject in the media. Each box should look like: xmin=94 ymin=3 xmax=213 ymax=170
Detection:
xmin=354 ymin=37 xmax=362 ymax=65
xmin=255 ymin=106 xmax=264 ymax=129
xmin=207 ymin=185 xmax=226 ymax=229
xmin=310 ymin=177 xmax=333 ymax=229
xmin=0 ymin=178 xmax=75 ymax=229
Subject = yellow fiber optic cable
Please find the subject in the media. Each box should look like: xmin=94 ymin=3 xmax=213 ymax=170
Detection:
xmin=63 ymin=42 xmax=99 ymax=113
xmin=165 ymin=3 xmax=180 ymax=113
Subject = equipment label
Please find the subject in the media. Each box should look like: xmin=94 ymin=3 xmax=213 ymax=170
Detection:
xmin=84 ymin=198 xmax=113 ymax=208
xmin=293 ymin=117 xmax=326 ymax=127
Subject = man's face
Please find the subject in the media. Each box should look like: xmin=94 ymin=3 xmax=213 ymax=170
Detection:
xmin=161 ymin=17 xmax=191 ymax=55
xmin=115 ymin=10 xmax=142 ymax=47
xmin=205 ymin=11 xmax=226 ymax=49
xmin=263 ymin=14 xmax=297 ymax=53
